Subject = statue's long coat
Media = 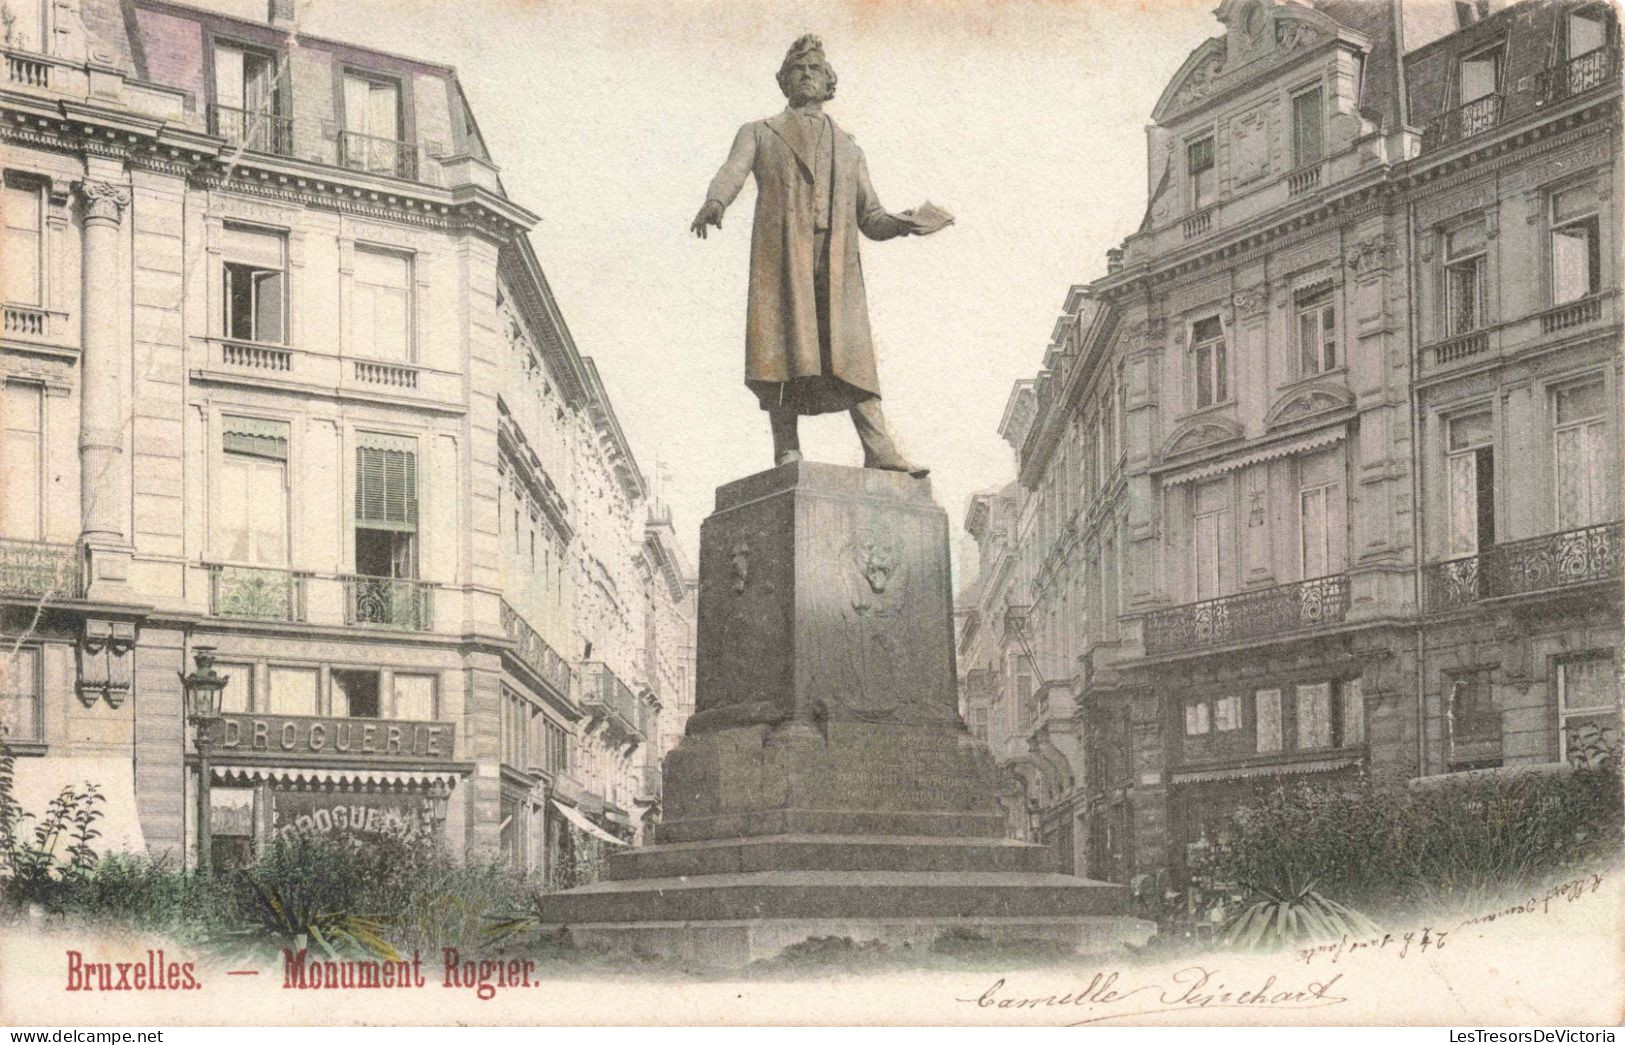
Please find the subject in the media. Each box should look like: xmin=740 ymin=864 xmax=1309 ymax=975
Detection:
xmin=706 ymin=111 xmax=904 ymax=416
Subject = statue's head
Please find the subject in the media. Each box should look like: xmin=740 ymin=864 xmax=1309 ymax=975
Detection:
xmin=776 ymin=34 xmax=837 ymax=104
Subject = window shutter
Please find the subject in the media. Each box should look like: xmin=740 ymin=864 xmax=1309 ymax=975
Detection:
xmin=222 ymin=415 xmax=288 ymax=460
xmin=355 ymin=444 xmax=417 ymax=531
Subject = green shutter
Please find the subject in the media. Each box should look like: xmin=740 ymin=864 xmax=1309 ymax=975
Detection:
xmin=356 ymin=445 xmax=417 ymax=531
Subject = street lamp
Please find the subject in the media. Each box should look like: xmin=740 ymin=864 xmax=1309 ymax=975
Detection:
xmin=180 ymin=646 xmax=229 ymax=876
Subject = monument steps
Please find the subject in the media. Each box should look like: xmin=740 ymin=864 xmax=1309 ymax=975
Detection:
xmin=606 ymin=833 xmax=1059 ymax=878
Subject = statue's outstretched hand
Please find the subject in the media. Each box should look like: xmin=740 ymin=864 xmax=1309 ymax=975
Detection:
xmin=691 ymin=200 xmax=724 ymax=238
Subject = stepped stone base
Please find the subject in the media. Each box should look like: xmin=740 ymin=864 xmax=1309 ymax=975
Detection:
xmin=541 ymin=463 xmax=1151 ymax=964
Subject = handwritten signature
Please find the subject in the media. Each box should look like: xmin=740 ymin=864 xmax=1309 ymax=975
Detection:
xmin=957 ymin=966 xmax=1347 ymax=1025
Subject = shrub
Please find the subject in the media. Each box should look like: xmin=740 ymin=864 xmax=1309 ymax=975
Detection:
xmin=0 ymin=736 xmax=106 ymax=916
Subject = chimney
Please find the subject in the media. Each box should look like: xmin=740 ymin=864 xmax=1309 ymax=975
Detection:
xmin=269 ymin=0 xmax=297 ymax=29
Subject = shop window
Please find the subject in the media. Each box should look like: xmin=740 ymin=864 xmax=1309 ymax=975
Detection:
xmin=392 ymin=674 xmax=435 ymax=720
xmin=354 ymin=440 xmax=417 ymax=579
xmin=1446 ymin=410 xmax=1495 ymax=557
xmin=1294 ymin=682 xmax=1334 ymax=749
xmin=216 ymin=417 xmax=289 ymax=565
xmin=1291 ymin=86 xmax=1323 ymax=168
xmin=1184 ymin=700 xmax=1211 ymax=736
xmin=498 ymin=791 xmax=524 ymax=871
xmin=333 ymin=669 xmax=380 ymax=718
xmin=221 ymin=224 xmax=287 ymax=344
xmin=1191 ymin=316 xmax=1228 ymax=409
xmin=0 ymin=646 xmax=41 ymax=742
xmin=1446 ymin=669 xmax=1500 ymax=747
xmin=3 ymin=174 xmax=43 ymax=306
xmin=1254 ymin=688 xmax=1283 ymax=753
xmin=267 ymin=666 xmax=317 ymax=716
xmin=1443 ymin=223 xmax=1487 ymax=337
xmin=1187 ymin=135 xmax=1215 ymax=211
xmin=1550 ymin=184 xmax=1601 ymax=306
xmin=1558 ymin=653 xmax=1620 ymax=768
xmin=1 ymin=382 xmax=43 ymax=541
xmin=1553 ymin=379 xmax=1609 ymax=531
xmin=1214 ymin=694 xmax=1242 ymax=732
xmin=210 ymin=788 xmax=256 ymax=871
xmin=218 ymin=662 xmax=253 ymax=714
xmin=350 ymin=246 xmax=412 ymax=361
xmin=1295 ymin=282 xmax=1336 ymax=375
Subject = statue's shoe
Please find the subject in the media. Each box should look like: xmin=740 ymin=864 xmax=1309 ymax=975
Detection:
xmin=866 ymin=457 xmax=929 ymax=479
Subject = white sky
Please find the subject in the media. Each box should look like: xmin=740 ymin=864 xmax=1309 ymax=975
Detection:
xmin=200 ymin=0 xmax=1219 ymax=572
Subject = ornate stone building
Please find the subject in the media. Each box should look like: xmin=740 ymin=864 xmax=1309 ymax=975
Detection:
xmin=0 ymin=0 xmax=695 ymax=879
xmin=958 ymin=0 xmax=1619 ymax=885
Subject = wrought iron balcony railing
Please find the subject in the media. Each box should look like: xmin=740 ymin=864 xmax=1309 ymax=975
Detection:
xmin=338 ymin=130 xmax=419 ymax=180
xmin=500 ymin=600 xmax=574 ymax=700
xmin=207 ymin=564 xmax=308 ymax=622
xmin=341 ymin=574 xmax=434 ymax=630
xmin=1143 ymin=574 xmax=1350 ymax=655
xmin=1537 ymin=47 xmax=1619 ymax=105
xmin=209 ymin=103 xmax=295 ymax=157
xmin=1425 ymin=522 xmax=1621 ymax=613
xmin=581 ymin=662 xmax=641 ymax=738
xmin=0 ymin=538 xmax=78 ymax=599
xmin=1424 ymin=93 xmax=1502 ymax=150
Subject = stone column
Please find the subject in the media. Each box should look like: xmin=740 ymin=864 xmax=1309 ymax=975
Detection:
xmin=76 ymin=179 xmax=131 ymax=592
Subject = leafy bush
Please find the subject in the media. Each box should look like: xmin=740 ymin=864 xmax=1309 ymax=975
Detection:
xmin=1214 ymin=767 xmax=1624 ymax=917
xmin=0 ymin=736 xmax=106 ymax=916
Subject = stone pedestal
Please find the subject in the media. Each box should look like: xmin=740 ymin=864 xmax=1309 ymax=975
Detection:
xmin=542 ymin=462 xmax=1150 ymax=963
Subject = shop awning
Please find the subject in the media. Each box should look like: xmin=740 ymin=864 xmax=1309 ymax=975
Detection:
xmin=1159 ymin=429 xmax=1345 ymax=486
xmin=10 ymin=756 xmax=146 ymax=857
xmin=550 ymin=798 xmax=627 ymax=846
xmin=211 ymin=766 xmax=462 ymax=789
xmin=1171 ymin=757 xmax=1358 ymax=785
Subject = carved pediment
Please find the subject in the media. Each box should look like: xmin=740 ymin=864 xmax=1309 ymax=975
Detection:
xmin=1265 ymin=383 xmax=1354 ymax=430
xmin=1162 ymin=417 xmax=1243 ymax=459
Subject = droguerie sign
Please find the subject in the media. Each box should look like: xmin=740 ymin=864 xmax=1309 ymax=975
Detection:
xmin=273 ymin=792 xmax=428 ymax=841
xmin=216 ymin=713 xmax=456 ymax=761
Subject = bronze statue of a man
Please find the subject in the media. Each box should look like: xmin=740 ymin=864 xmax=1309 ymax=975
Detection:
xmin=691 ymin=34 xmax=939 ymax=478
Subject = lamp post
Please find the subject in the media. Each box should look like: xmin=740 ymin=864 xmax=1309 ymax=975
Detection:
xmin=180 ymin=646 xmax=228 ymax=876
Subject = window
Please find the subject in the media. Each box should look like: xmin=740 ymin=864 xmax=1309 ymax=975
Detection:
xmin=1458 ymin=46 xmax=1502 ymax=118
xmin=216 ymin=417 xmax=289 ymax=565
xmin=1299 ymin=449 xmax=1345 ymax=580
xmin=1214 ymin=694 xmax=1242 ymax=732
xmin=221 ymin=225 xmax=286 ymax=343
xmin=1553 ymin=379 xmax=1609 ymax=530
xmin=1446 ymin=669 xmax=1499 ymax=748
xmin=393 ymin=674 xmax=435 ymax=720
xmin=1550 ymin=183 xmax=1601 ymax=306
xmin=1446 ymin=410 xmax=1495 ymax=556
xmin=1291 ymin=87 xmax=1323 ymax=168
xmin=350 ymin=247 xmax=411 ymax=361
xmin=1566 ymin=9 xmax=1610 ymax=94
xmin=212 ymin=43 xmax=283 ymax=151
xmin=1 ymin=382 xmax=43 ymax=540
xmin=267 ymin=666 xmax=318 ymax=715
xmin=1014 ymin=657 xmax=1034 ymax=732
xmin=332 ymin=669 xmax=380 ymax=718
xmin=4 ymin=175 xmax=43 ymax=306
xmin=218 ymin=662 xmax=254 ymax=714
xmin=543 ymin=717 xmax=571 ymax=774
xmin=1193 ymin=479 xmax=1231 ymax=601
xmin=0 ymin=647 xmax=40 ymax=742
xmin=354 ymin=438 xmax=417 ymax=578
xmin=1191 ymin=316 xmax=1227 ymax=408
xmin=1443 ymin=224 xmax=1486 ymax=336
xmin=1295 ymin=282 xmax=1337 ymax=375
xmin=1184 ymin=700 xmax=1211 ymax=736
xmin=1295 ymin=682 xmax=1334 ymax=749
xmin=1342 ymin=678 xmax=1366 ymax=747
xmin=209 ymin=787 xmax=257 ymax=871
xmin=341 ymin=73 xmax=405 ymax=176
xmin=1558 ymin=653 xmax=1619 ymax=767
xmin=1255 ymin=688 xmax=1283 ymax=753
xmin=1187 ymin=136 xmax=1215 ymax=211
xmin=1 ymin=0 xmax=48 ymax=51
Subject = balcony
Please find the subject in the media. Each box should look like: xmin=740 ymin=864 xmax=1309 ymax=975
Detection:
xmin=1425 ymin=522 xmax=1621 ymax=613
xmin=3 ymin=303 xmax=67 ymax=341
xmin=1423 ymin=94 xmax=1502 ymax=151
xmin=500 ymin=600 xmax=574 ymax=701
xmin=1538 ymin=296 xmax=1605 ymax=335
xmin=1181 ymin=209 xmax=1214 ymax=240
xmin=352 ymin=360 xmax=418 ymax=390
xmin=220 ymin=339 xmax=293 ymax=373
xmin=4 ymin=49 xmax=52 ymax=88
xmin=1537 ymin=47 xmax=1618 ymax=106
xmin=1143 ymin=574 xmax=1350 ymax=656
xmin=207 ymin=564 xmax=307 ymax=622
xmin=1431 ymin=329 xmax=1489 ymax=365
xmin=582 ymin=662 xmax=642 ymax=744
xmin=208 ymin=104 xmax=295 ymax=158
xmin=338 ymin=130 xmax=419 ymax=181
xmin=341 ymin=574 xmax=434 ymax=630
xmin=0 ymin=538 xmax=78 ymax=600
xmin=1003 ymin=604 xmax=1032 ymax=638
xmin=1286 ymin=165 xmax=1322 ymax=198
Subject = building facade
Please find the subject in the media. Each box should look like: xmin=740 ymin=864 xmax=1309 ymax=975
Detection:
xmin=957 ymin=0 xmax=1620 ymax=890
xmin=0 ymin=0 xmax=694 ymax=881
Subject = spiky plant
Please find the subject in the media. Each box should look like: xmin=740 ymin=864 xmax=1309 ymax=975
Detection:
xmin=1222 ymin=879 xmax=1382 ymax=950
